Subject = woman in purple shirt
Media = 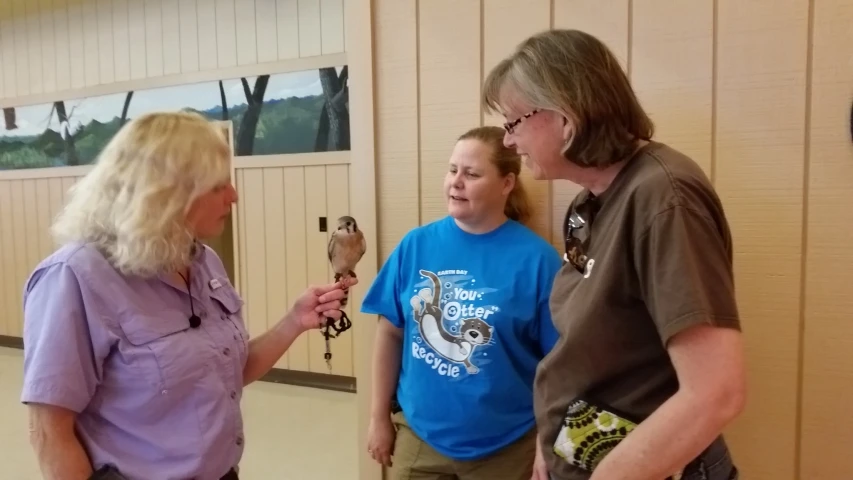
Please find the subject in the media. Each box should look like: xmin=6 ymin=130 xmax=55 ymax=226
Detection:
xmin=20 ymin=111 xmax=355 ymax=480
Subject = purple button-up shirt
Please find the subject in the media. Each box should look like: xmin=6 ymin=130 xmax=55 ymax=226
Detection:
xmin=20 ymin=242 xmax=249 ymax=480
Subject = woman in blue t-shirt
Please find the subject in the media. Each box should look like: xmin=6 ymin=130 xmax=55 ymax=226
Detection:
xmin=361 ymin=125 xmax=563 ymax=480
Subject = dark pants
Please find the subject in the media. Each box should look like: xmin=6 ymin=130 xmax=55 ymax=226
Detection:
xmin=220 ymin=468 xmax=239 ymax=480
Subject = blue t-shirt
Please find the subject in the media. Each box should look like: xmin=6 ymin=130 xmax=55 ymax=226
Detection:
xmin=360 ymin=216 xmax=563 ymax=460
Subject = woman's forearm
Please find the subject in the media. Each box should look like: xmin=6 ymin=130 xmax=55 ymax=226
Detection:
xmin=243 ymin=314 xmax=304 ymax=385
xmin=589 ymin=389 xmax=743 ymax=480
xmin=370 ymin=320 xmax=403 ymax=419
xmin=28 ymin=405 xmax=93 ymax=480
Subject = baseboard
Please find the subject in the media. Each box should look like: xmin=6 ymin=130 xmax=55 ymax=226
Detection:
xmin=0 ymin=335 xmax=356 ymax=394
xmin=0 ymin=335 xmax=23 ymax=349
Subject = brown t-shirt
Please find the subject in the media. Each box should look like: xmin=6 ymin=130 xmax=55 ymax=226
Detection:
xmin=534 ymin=141 xmax=741 ymax=479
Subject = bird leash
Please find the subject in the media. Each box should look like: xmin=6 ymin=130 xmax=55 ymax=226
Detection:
xmin=322 ymin=272 xmax=353 ymax=373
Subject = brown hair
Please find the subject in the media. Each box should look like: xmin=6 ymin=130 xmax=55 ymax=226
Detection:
xmin=457 ymin=125 xmax=532 ymax=225
xmin=481 ymin=29 xmax=654 ymax=168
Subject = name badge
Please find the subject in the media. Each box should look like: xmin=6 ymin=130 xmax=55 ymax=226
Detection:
xmin=209 ymin=278 xmax=222 ymax=290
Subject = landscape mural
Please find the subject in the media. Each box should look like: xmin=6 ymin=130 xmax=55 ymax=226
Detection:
xmin=0 ymin=65 xmax=350 ymax=171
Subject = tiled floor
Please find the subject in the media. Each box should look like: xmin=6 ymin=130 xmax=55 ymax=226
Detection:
xmin=0 ymin=347 xmax=358 ymax=480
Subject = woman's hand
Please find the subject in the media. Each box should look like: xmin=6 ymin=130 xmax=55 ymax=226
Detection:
xmin=287 ymin=277 xmax=359 ymax=332
xmin=367 ymin=414 xmax=396 ymax=467
xmin=531 ymin=434 xmax=548 ymax=480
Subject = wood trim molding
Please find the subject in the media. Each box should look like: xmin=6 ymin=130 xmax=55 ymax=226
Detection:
xmin=344 ymin=0 xmax=382 ymax=478
xmin=0 ymin=53 xmax=348 ymax=109
xmin=233 ymin=151 xmax=351 ymax=169
xmin=0 ymin=335 xmax=355 ymax=394
xmin=0 ymin=151 xmax=352 ymax=181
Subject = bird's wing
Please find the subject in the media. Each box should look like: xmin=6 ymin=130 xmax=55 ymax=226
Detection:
xmin=327 ymin=231 xmax=337 ymax=263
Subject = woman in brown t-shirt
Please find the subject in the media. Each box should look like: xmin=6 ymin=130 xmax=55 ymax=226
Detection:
xmin=481 ymin=29 xmax=746 ymax=480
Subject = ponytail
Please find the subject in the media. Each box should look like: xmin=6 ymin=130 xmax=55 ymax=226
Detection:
xmin=505 ymin=175 xmax=532 ymax=225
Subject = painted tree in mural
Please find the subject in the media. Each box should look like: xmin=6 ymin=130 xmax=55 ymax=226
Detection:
xmin=52 ymin=101 xmax=81 ymax=166
xmin=120 ymin=91 xmax=134 ymax=127
xmin=315 ymin=66 xmax=349 ymax=151
xmin=3 ymin=107 xmax=16 ymax=130
xmin=236 ymin=75 xmax=269 ymax=156
xmin=218 ymin=80 xmax=229 ymax=121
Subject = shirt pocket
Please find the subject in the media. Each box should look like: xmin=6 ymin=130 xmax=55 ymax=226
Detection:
xmin=209 ymin=281 xmax=249 ymax=357
xmin=116 ymin=312 xmax=213 ymax=391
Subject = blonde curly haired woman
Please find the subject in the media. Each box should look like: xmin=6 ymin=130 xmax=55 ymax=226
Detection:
xmin=20 ymin=111 xmax=355 ymax=480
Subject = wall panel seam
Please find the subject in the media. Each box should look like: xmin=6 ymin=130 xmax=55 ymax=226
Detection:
xmin=795 ymin=0 xmax=816 ymax=477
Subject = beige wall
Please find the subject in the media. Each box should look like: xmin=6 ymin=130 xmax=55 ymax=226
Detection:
xmin=373 ymin=1 xmax=853 ymax=479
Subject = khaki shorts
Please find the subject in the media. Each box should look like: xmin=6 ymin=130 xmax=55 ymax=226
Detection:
xmin=389 ymin=411 xmax=537 ymax=480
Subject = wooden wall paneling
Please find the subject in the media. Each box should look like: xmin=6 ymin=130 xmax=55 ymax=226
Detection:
xmin=47 ymin=178 xmax=65 ymax=249
xmin=255 ymin=0 xmax=279 ymax=64
xmin=39 ymin=0 xmax=57 ymax=94
xmin=97 ymin=0 xmax=116 ymax=85
xmin=304 ymin=165 xmax=329 ymax=373
xmin=550 ymin=0 xmax=627 ymax=249
xmin=553 ymin=0 xmax=629 ymax=68
xmin=801 ymin=1 xmax=853 ymax=478
xmin=9 ymin=180 xmax=27 ymax=337
xmin=715 ymin=1 xmax=809 ymax=478
xmin=276 ymin=0 xmax=300 ymax=60
xmin=343 ymin=0 xmax=381 ymax=477
xmin=418 ymin=0 xmax=480 ymax=224
xmin=298 ymin=0 xmax=322 ymax=58
xmin=128 ymin=0 xmax=148 ymax=80
xmin=216 ymin=0 xmax=238 ymax=68
xmin=0 ymin=182 xmax=14 ymax=336
xmin=178 ymin=0 xmax=200 ymax=73
xmin=262 ymin=167 xmax=290 ymax=370
xmin=52 ymin=0 xmax=72 ymax=91
xmin=324 ymin=164 xmax=353 ymax=376
xmin=111 ymin=0 xmax=130 ymax=83
xmin=82 ymin=0 xmax=100 ymax=87
xmin=630 ymin=1 xmax=714 ymax=177
xmin=320 ymin=0 xmax=345 ymax=55
xmin=282 ymin=166 xmax=311 ymax=371
xmin=240 ymin=168 xmax=268 ymax=341
xmin=145 ymin=0 xmax=164 ymax=78
xmin=34 ymin=179 xmax=51 ymax=265
xmin=161 ymin=0 xmax=182 ymax=76
xmin=25 ymin=0 xmax=43 ymax=96
xmin=235 ymin=0 xmax=258 ymax=66
xmin=197 ymin=0 xmax=219 ymax=70
xmin=373 ymin=0 xmax=419 ymax=261
xmin=236 ymin=169 xmax=250 ymax=340
xmin=22 ymin=180 xmax=40 ymax=281
xmin=0 ymin=0 xmax=349 ymax=102
xmin=0 ymin=1 xmax=14 ymax=98
xmin=482 ymin=0 xmax=552 ymax=242
xmin=12 ymin=0 xmax=30 ymax=97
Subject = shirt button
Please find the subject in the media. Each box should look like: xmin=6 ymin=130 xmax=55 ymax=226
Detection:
xmin=236 ymin=436 xmax=243 ymax=446
xmin=230 ymin=391 xmax=237 ymax=399
xmin=223 ymin=347 xmax=230 ymax=356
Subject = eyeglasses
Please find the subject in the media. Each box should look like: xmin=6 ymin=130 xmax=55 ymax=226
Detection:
xmin=503 ymin=109 xmax=539 ymax=134
xmin=563 ymin=195 xmax=600 ymax=274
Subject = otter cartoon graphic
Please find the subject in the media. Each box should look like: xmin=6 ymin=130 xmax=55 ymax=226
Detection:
xmin=410 ymin=269 xmax=494 ymax=374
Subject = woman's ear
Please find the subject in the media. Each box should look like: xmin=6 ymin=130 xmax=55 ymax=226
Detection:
xmin=560 ymin=115 xmax=576 ymax=159
xmin=502 ymin=172 xmax=517 ymax=196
